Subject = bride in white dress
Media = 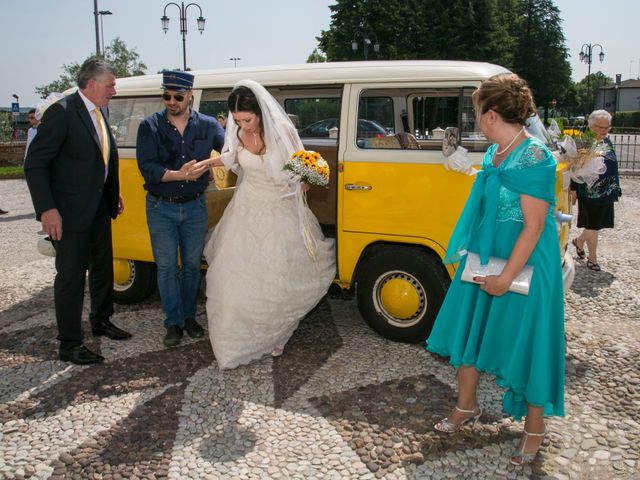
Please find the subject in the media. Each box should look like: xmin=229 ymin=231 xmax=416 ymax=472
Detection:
xmin=189 ymin=80 xmax=335 ymax=369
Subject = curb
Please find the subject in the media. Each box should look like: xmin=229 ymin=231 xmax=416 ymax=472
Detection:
xmin=0 ymin=173 xmax=25 ymax=180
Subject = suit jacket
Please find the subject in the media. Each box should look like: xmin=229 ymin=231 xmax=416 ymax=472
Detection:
xmin=25 ymin=91 xmax=120 ymax=232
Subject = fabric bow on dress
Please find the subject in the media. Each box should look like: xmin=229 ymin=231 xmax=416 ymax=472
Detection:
xmin=444 ymin=140 xmax=557 ymax=266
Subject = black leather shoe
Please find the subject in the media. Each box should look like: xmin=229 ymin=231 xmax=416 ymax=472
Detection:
xmin=92 ymin=319 xmax=132 ymax=340
xmin=59 ymin=345 xmax=104 ymax=365
xmin=184 ymin=318 xmax=204 ymax=338
xmin=164 ymin=325 xmax=183 ymax=347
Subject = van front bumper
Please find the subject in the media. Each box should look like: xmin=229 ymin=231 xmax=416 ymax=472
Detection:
xmin=562 ymin=251 xmax=575 ymax=292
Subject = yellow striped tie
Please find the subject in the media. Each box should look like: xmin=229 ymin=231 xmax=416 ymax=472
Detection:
xmin=94 ymin=108 xmax=109 ymax=177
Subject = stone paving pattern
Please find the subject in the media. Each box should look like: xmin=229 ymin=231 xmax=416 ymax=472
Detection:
xmin=0 ymin=178 xmax=639 ymax=480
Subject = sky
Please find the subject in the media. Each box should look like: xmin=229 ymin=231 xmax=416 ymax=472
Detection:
xmin=1 ymin=0 xmax=639 ymax=108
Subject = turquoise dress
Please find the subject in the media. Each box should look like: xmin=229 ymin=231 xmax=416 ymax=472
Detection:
xmin=426 ymin=137 xmax=565 ymax=420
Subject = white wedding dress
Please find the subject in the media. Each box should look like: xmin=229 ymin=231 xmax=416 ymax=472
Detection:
xmin=203 ymin=147 xmax=336 ymax=369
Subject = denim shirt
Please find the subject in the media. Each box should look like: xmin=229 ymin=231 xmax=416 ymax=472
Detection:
xmin=136 ymin=110 xmax=225 ymax=197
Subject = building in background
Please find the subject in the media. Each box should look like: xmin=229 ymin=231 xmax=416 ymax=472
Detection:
xmin=597 ymin=79 xmax=640 ymax=114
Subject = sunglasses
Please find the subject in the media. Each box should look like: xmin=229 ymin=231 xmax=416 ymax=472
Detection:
xmin=162 ymin=93 xmax=186 ymax=102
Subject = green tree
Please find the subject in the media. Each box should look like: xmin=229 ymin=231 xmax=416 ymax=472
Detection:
xmin=315 ymin=0 xmax=573 ymax=116
xmin=35 ymin=37 xmax=147 ymax=98
xmin=104 ymin=37 xmax=147 ymax=78
xmin=307 ymin=48 xmax=327 ymax=63
xmin=317 ymin=0 xmax=519 ymax=66
xmin=431 ymin=0 xmax=516 ymax=65
xmin=0 ymin=112 xmax=14 ymax=143
xmin=35 ymin=63 xmax=81 ymax=99
xmin=511 ymin=0 xmax=571 ymax=112
xmin=573 ymin=72 xmax=612 ymax=116
xmin=558 ymin=82 xmax=580 ymax=117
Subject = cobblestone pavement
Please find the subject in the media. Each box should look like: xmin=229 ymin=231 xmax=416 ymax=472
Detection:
xmin=1 ymin=178 xmax=639 ymax=480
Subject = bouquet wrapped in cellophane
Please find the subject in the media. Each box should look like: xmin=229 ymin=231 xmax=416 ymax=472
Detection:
xmin=556 ymin=131 xmax=608 ymax=187
xmin=283 ymin=150 xmax=330 ymax=187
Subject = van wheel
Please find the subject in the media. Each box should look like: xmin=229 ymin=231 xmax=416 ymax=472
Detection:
xmin=356 ymin=246 xmax=449 ymax=343
xmin=113 ymin=260 xmax=156 ymax=305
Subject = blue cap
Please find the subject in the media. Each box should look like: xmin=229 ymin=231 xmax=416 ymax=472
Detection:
xmin=161 ymin=70 xmax=194 ymax=92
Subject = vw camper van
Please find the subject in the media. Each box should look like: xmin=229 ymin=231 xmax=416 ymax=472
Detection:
xmin=40 ymin=61 xmax=575 ymax=342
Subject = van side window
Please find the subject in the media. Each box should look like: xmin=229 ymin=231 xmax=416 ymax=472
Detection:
xmin=358 ymin=87 xmax=489 ymax=152
xmin=284 ymin=98 xmax=341 ymax=138
xmin=410 ymin=88 xmax=488 ymax=151
xmin=359 ymin=97 xmax=394 ymax=134
xmin=109 ymin=97 xmax=164 ymax=148
xmin=199 ymin=100 xmax=229 ymax=118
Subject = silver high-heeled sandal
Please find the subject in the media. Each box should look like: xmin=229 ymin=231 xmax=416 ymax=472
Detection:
xmin=434 ymin=405 xmax=482 ymax=433
xmin=510 ymin=429 xmax=545 ymax=465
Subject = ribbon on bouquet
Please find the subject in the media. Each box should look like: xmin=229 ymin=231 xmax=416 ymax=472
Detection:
xmin=280 ymin=182 xmax=318 ymax=261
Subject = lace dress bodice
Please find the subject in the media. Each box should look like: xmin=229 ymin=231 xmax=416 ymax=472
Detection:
xmin=496 ymin=142 xmax=554 ymax=223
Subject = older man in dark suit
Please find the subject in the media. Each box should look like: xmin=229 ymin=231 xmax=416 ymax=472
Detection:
xmin=25 ymin=57 xmax=131 ymax=365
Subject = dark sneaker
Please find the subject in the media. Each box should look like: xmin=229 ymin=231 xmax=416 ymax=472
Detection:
xmin=184 ymin=318 xmax=204 ymax=338
xmin=163 ymin=325 xmax=183 ymax=347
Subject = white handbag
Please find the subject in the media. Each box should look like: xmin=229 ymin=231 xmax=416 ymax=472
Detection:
xmin=460 ymin=252 xmax=534 ymax=295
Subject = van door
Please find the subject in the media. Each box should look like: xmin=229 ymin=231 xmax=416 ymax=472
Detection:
xmin=340 ymin=83 xmax=482 ymax=251
xmin=338 ymin=82 xmax=486 ymax=342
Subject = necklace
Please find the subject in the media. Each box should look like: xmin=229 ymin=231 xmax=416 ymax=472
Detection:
xmin=496 ymin=127 xmax=525 ymax=155
xmin=252 ymin=132 xmax=259 ymax=147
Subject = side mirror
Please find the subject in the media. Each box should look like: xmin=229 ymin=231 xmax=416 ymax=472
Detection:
xmin=442 ymin=127 xmax=459 ymax=157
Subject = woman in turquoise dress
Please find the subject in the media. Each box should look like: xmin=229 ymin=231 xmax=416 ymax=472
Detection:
xmin=426 ymin=73 xmax=565 ymax=466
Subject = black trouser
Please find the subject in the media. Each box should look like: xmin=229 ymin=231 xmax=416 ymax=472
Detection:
xmin=53 ymin=196 xmax=113 ymax=349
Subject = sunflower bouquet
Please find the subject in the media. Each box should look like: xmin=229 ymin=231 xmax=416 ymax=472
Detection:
xmin=556 ymin=130 xmax=608 ymax=186
xmin=283 ymin=150 xmax=330 ymax=188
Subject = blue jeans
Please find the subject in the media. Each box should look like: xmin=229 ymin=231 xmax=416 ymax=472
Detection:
xmin=146 ymin=194 xmax=208 ymax=328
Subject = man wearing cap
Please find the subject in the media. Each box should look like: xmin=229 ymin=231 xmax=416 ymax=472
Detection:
xmin=136 ymin=70 xmax=225 ymax=348
xmin=25 ymin=57 xmax=130 ymax=365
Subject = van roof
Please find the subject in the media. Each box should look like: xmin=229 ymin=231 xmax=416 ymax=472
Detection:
xmin=114 ymin=60 xmax=510 ymax=95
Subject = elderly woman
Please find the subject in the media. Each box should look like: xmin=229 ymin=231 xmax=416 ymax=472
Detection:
xmin=571 ymin=110 xmax=622 ymax=271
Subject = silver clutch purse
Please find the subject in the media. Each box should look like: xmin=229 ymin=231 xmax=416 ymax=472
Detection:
xmin=460 ymin=252 xmax=534 ymax=295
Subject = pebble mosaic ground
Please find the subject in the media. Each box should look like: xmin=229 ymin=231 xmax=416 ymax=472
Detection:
xmin=0 ymin=178 xmax=638 ymax=480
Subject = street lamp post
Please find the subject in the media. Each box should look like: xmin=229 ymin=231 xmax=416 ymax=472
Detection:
xmin=161 ymin=2 xmax=206 ymax=71
xmin=351 ymin=31 xmax=379 ymax=61
xmin=98 ymin=10 xmax=112 ymax=55
xmin=229 ymin=57 xmax=240 ymax=68
xmin=93 ymin=0 xmax=100 ymax=55
xmin=579 ymin=43 xmax=605 ymax=114
xmin=613 ymin=73 xmax=621 ymax=121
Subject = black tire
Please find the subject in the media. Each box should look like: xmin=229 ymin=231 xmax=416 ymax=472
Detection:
xmin=113 ymin=260 xmax=157 ymax=305
xmin=356 ymin=245 xmax=450 ymax=343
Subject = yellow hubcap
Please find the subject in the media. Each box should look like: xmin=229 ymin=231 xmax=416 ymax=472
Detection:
xmin=113 ymin=259 xmax=133 ymax=286
xmin=379 ymin=278 xmax=421 ymax=320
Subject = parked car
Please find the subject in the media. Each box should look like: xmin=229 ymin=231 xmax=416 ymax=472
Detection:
xmin=298 ymin=118 xmax=388 ymax=139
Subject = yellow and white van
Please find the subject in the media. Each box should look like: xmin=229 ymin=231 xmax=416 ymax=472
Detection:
xmin=41 ymin=61 xmax=575 ymax=342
